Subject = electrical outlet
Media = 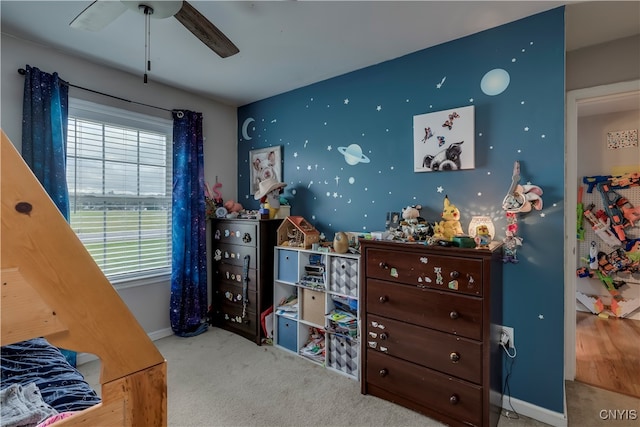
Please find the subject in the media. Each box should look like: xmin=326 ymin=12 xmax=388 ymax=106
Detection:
xmin=499 ymin=326 xmax=514 ymax=349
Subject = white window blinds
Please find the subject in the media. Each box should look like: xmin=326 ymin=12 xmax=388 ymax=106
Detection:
xmin=66 ymin=99 xmax=172 ymax=282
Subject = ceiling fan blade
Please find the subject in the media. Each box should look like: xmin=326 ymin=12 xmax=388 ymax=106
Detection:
xmin=69 ymin=0 xmax=128 ymax=31
xmin=174 ymin=1 xmax=239 ymax=58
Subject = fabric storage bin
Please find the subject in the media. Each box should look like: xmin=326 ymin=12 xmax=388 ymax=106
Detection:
xmin=277 ymin=316 xmax=298 ymax=352
xmin=301 ymin=288 xmax=325 ymax=326
xmin=327 ymin=333 xmax=359 ymax=376
xmin=330 ymin=257 xmax=358 ymax=297
xmin=277 ymin=249 xmax=299 ymax=283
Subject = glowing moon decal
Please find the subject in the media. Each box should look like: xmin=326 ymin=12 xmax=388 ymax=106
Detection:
xmin=480 ymin=68 xmax=510 ymax=96
xmin=241 ymin=118 xmax=255 ymax=140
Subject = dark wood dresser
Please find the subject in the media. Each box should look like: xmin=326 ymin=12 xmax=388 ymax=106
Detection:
xmin=210 ymin=218 xmax=281 ymax=345
xmin=360 ymin=240 xmax=503 ymax=427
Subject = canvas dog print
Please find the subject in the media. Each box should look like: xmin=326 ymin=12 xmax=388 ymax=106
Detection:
xmin=413 ymin=105 xmax=475 ymax=172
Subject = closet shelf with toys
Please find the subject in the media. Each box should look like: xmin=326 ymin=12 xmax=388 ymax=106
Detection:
xmin=576 ymin=172 xmax=640 ymax=318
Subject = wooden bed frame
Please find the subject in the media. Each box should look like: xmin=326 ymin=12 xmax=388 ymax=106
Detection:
xmin=1 ymin=130 xmax=167 ymax=426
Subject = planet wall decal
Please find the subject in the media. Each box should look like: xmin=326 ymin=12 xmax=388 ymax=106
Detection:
xmin=338 ymin=143 xmax=370 ymax=165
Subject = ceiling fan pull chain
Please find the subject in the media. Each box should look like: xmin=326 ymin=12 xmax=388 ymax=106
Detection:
xmin=142 ymin=5 xmax=153 ymax=84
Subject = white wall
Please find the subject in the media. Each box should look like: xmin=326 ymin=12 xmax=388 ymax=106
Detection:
xmin=1 ymin=33 xmax=238 ymax=336
xmin=566 ymin=35 xmax=640 ymax=92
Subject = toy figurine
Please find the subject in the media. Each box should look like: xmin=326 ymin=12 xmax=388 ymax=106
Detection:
xmin=474 ymin=225 xmax=491 ymax=249
xmin=434 ymin=196 xmax=463 ymax=241
xmin=253 ymin=177 xmax=286 ymax=219
xmin=503 ymin=230 xmax=523 ymax=263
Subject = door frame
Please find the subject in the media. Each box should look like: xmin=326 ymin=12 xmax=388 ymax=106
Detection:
xmin=564 ymin=79 xmax=640 ymax=381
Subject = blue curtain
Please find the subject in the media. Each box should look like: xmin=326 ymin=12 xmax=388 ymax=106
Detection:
xmin=22 ymin=65 xmax=69 ymax=220
xmin=170 ymin=110 xmax=208 ymax=337
xmin=21 ymin=65 xmax=75 ymax=366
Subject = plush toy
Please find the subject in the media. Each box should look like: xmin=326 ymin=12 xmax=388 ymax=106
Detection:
xmin=224 ymin=200 xmax=243 ymax=218
xmin=402 ymin=205 xmax=422 ymax=222
xmin=434 ymin=196 xmax=463 ymax=241
xmin=400 ymin=205 xmax=433 ymax=241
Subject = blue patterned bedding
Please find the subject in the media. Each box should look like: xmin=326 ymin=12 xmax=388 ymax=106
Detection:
xmin=1 ymin=338 xmax=101 ymax=412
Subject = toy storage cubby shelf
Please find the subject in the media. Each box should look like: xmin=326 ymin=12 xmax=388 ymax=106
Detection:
xmin=273 ymin=246 xmax=360 ymax=380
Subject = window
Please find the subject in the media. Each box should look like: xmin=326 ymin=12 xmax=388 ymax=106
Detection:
xmin=66 ymin=99 xmax=172 ymax=283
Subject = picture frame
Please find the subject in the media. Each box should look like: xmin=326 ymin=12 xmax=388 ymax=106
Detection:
xmin=249 ymin=146 xmax=282 ymax=195
xmin=386 ymin=211 xmax=401 ymax=230
xmin=413 ymin=105 xmax=475 ymax=172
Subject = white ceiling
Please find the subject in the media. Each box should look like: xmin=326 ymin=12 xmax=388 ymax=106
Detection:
xmin=1 ymin=1 xmax=639 ymax=107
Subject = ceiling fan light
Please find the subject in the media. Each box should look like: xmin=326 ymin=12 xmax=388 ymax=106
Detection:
xmin=123 ymin=1 xmax=183 ymax=19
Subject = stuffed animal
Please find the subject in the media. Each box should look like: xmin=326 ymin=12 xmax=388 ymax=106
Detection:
xmin=434 ymin=196 xmax=463 ymax=241
xmin=402 ymin=205 xmax=422 ymax=223
xmin=224 ymin=200 xmax=243 ymax=217
xmin=401 ymin=205 xmax=429 ymax=241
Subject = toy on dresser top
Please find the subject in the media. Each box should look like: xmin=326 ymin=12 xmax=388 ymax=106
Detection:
xmin=205 ymin=180 xmax=245 ymax=219
xmin=432 ymin=195 xmax=463 ymax=241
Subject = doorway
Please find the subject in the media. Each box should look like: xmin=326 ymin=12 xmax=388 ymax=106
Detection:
xmin=565 ymin=80 xmax=640 ymax=397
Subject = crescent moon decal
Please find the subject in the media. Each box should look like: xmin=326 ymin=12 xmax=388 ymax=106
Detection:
xmin=241 ymin=117 xmax=255 ymax=141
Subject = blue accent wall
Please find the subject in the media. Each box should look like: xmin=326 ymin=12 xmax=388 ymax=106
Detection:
xmin=238 ymin=8 xmax=565 ymax=413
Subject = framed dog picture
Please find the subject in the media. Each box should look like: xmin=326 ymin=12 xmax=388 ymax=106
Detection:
xmin=249 ymin=146 xmax=282 ymax=195
xmin=413 ymin=105 xmax=475 ymax=172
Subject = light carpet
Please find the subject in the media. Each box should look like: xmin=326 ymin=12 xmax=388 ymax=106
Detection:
xmin=78 ymin=327 xmax=639 ymax=426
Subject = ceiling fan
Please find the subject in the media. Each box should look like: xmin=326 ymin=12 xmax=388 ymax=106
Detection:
xmin=69 ymin=1 xmax=239 ymax=58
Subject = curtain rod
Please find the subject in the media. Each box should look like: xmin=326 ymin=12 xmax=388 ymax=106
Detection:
xmin=18 ymin=68 xmax=173 ymax=113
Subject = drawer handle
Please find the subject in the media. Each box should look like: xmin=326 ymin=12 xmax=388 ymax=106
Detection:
xmin=379 ymin=262 xmax=389 ymax=270
xmin=379 ymin=296 xmax=388 ymax=303
xmin=449 ymin=352 xmax=460 ymax=363
xmin=379 ymin=368 xmax=388 ymax=377
xmin=450 ymin=270 xmax=460 ymax=279
xmin=379 ymin=333 xmax=388 ymax=340
xmin=449 ymin=394 xmax=459 ymax=405
xmin=449 ymin=311 xmax=459 ymax=320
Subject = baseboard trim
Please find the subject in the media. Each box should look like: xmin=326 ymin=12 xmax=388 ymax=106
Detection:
xmin=77 ymin=327 xmax=174 ymax=366
xmin=148 ymin=327 xmax=174 ymax=342
xmin=502 ymin=394 xmax=567 ymax=427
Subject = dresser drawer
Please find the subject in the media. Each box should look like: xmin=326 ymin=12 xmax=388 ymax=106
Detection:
xmin=213 ymin=263 xmax=257 ymax=293
xmin=366 ymin=314 xmax=482 ymax=383
xmin=366 ymin=350 xmax=482 ymax=427
xmin=212 ymin=221 xmax=257 ymax=247
xmin=366 ymin=279 xmax=482 ymax=340
xmin=212 ymin=243 xmax=257 ymax=268
xmin=214 ymin=304 xmax=257 ymax=337
xmin=365 ymin=248 xmax=483 ymax=296
xmin=214 ymin=281 xmax=257 ymax=311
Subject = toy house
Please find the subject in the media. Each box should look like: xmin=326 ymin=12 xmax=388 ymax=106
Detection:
xmin=277 ymin=216 xmax=320 ymax=249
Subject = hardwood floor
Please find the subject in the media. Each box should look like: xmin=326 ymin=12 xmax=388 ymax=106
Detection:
xmin=575 ymin=311 xmax=640 ymax=398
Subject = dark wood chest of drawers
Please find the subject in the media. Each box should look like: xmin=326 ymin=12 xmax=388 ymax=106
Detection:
xmin=210 ymin=218 xmax=281 ymax=345
xmin=360 ymin=240 xmax=503 ymax=427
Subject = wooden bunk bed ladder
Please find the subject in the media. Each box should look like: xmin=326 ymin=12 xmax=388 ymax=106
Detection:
xmin=1 ymin=129 xmax=167 ymax=426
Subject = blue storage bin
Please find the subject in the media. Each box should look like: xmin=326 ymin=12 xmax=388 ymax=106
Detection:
xmin=277 ymin=315 xmax=298 ymax=352
xmin=277 ymin=249 xmax=298 ymax=283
